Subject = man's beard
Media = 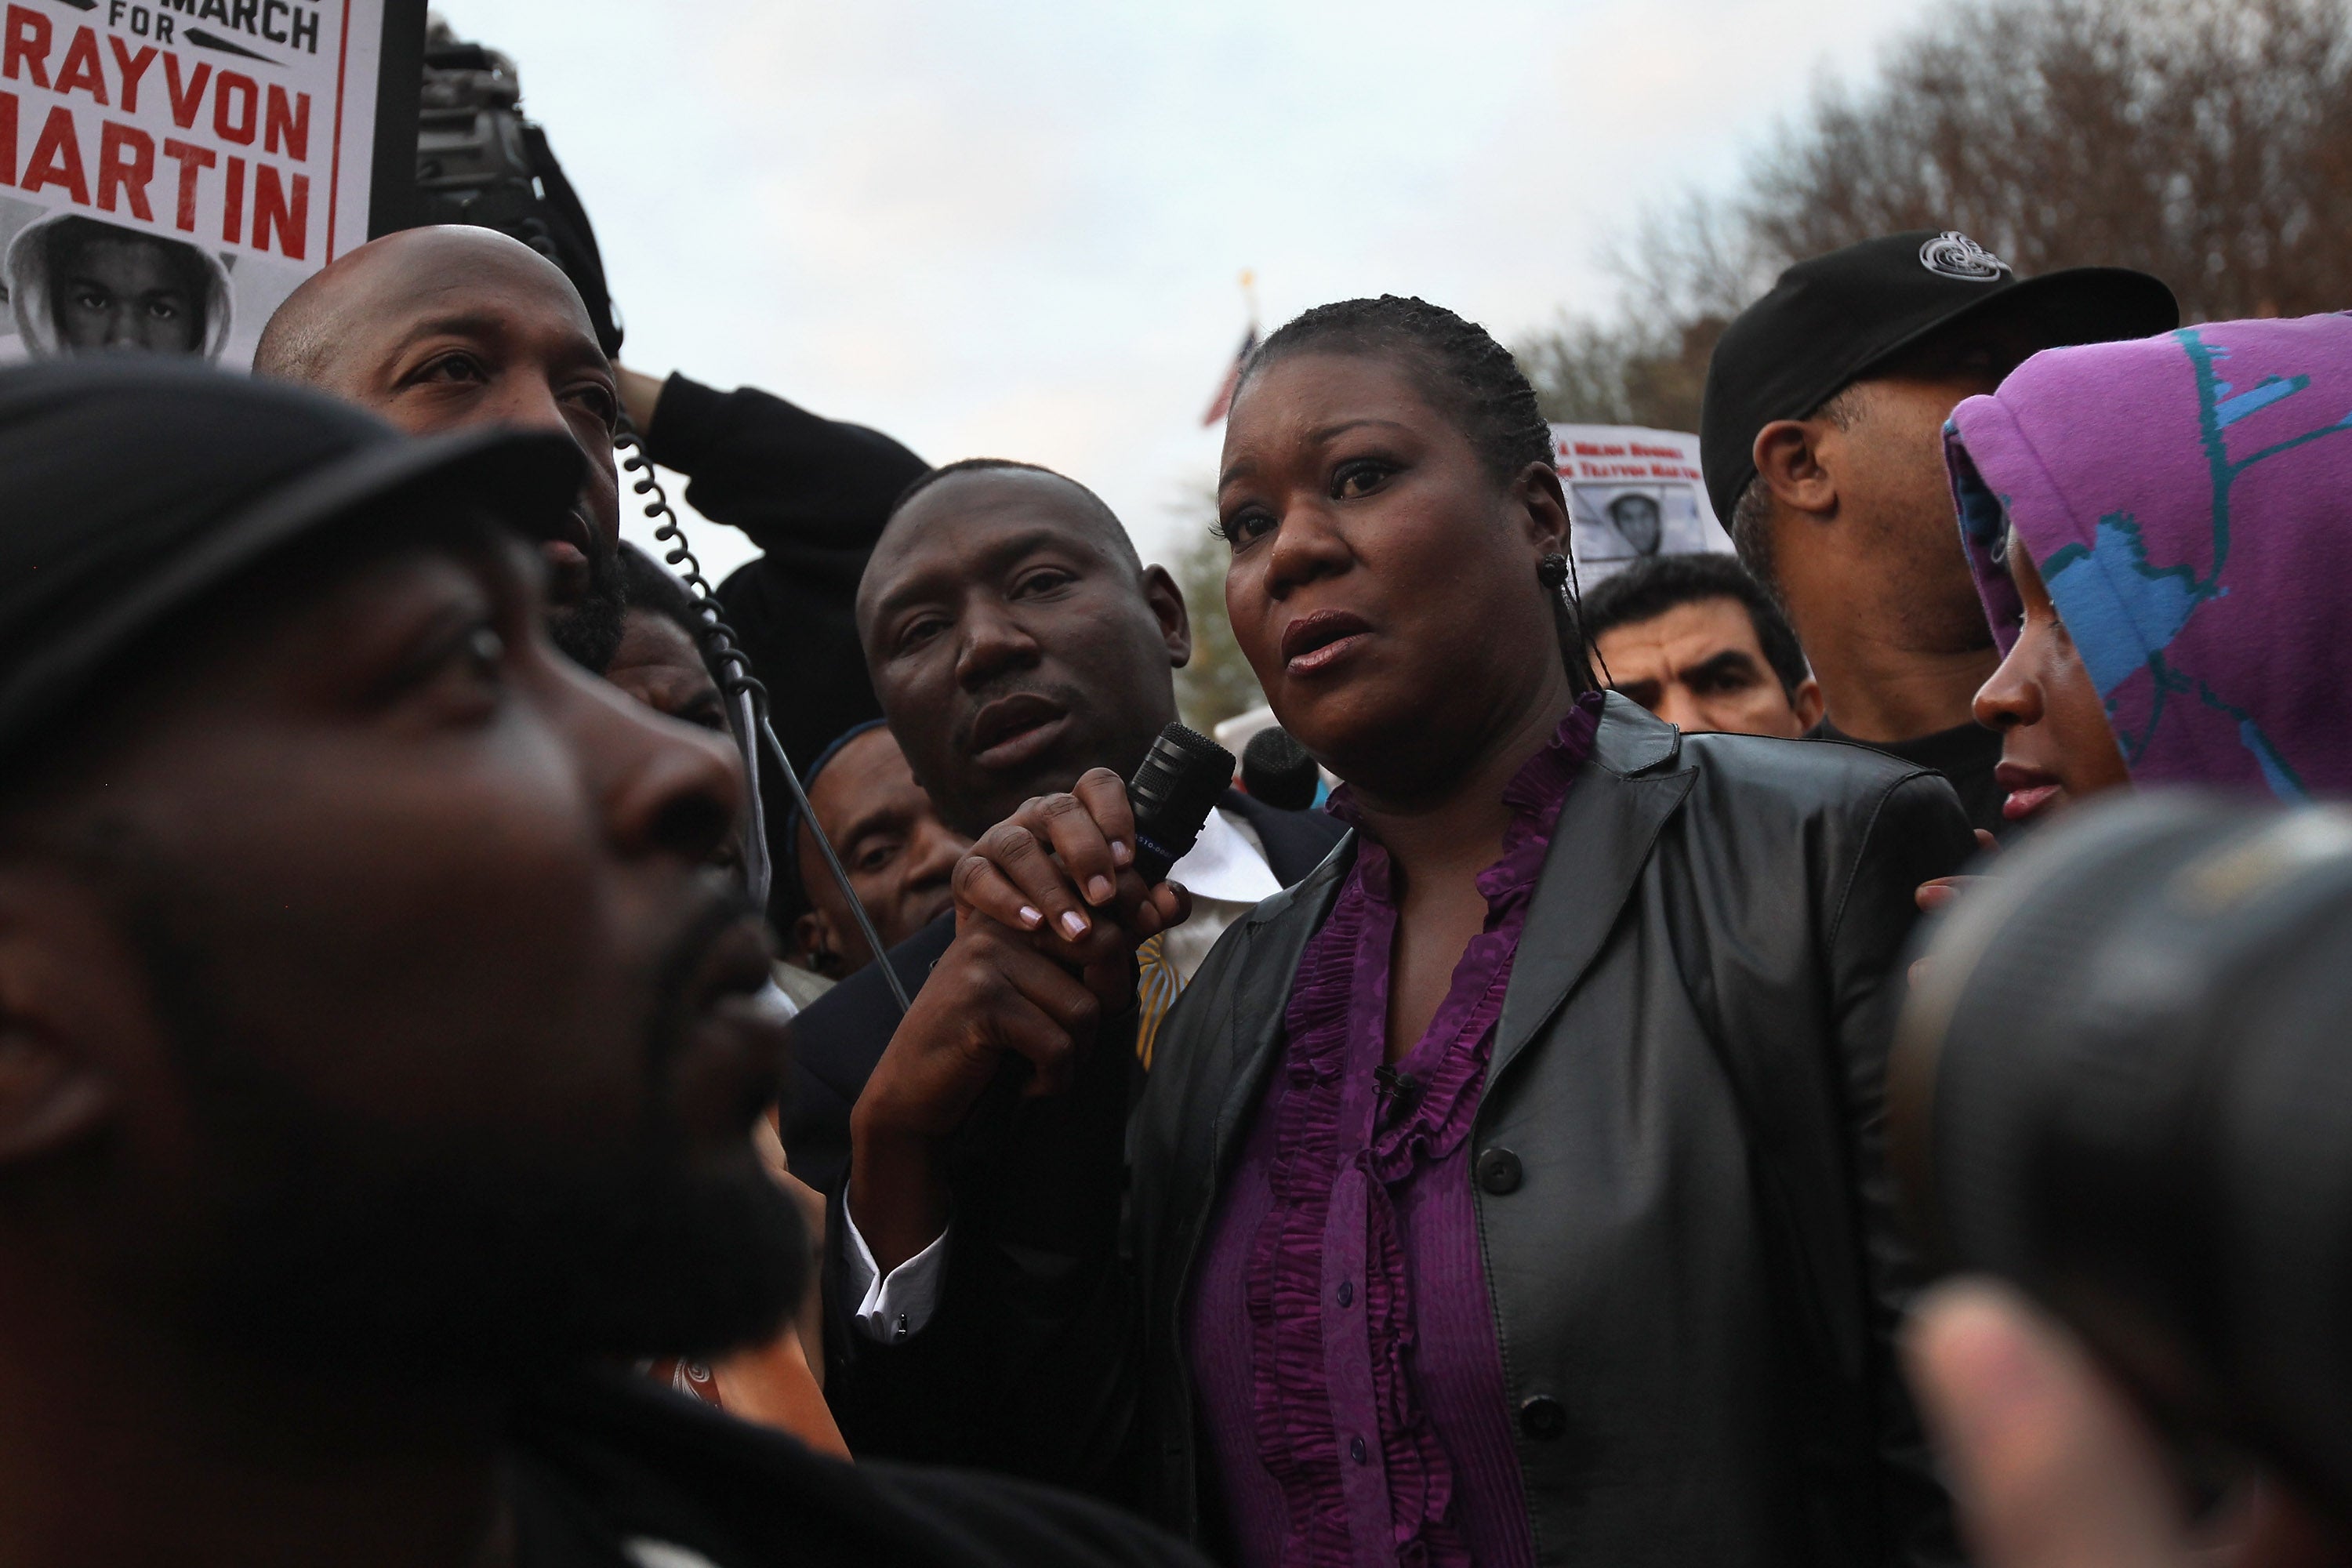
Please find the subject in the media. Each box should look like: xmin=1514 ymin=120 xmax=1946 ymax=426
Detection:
xmin=547 ymin=543 xmax=629 ymax=674
xmin=110 ymin=866 xmax=807 ymax=1385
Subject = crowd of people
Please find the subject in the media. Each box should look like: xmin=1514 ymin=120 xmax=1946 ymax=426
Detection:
xmin=0 ymin=208 xmax=2344 ymax=1568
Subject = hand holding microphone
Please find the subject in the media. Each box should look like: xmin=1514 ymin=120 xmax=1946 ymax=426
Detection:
xmin=849 ymin=725 xmax=1232 ymax=1273
xmin=955 ymin=723 xmax=1233 ymax=949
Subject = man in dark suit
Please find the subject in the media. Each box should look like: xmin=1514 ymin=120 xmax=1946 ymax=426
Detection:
xmin=782 ymin=459 xmax=1345 ymax=1199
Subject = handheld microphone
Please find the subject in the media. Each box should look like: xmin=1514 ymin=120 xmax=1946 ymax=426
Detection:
xmin=1241 ymin=725 xmax=1320 ymax=813
xmin=1127 ymin=723 xmax=1238 ymax=884
xmin=965 ymin=723 xmax=1236 ymax=1113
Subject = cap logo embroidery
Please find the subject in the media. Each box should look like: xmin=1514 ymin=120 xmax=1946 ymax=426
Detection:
xmin=1919 ymin=231 xmax=2009 ymax=281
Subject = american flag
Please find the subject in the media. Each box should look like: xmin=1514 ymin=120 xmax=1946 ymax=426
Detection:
xmin=1200 ymin=326 xmax=1259 ymax=426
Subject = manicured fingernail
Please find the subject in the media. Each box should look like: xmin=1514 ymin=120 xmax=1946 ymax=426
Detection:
xmin=1112 ymin=840 xmax=1133 ymax=866
xmin=1018 ymin=906 xmax=1043 ymax=928
xmin=1087 ymin=876 xmax=1115 ymax=904
xmin=1061 ymin=910 xmax=1090 ymax=939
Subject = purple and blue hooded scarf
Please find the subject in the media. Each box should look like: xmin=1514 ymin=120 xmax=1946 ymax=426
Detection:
xmin=1945 ymin=313 xmax=2352 ymax=799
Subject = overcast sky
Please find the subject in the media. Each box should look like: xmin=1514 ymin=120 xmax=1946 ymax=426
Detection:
xmin=443 ymin=0 xmax=1940 ymax=579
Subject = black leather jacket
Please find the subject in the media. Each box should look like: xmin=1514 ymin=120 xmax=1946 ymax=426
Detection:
xmin=832 ymin=697 xmax=1973 ymax=1567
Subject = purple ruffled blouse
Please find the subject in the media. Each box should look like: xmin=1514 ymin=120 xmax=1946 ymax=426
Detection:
xmin=1184 ymin=695 xmax=1602 ymax=1568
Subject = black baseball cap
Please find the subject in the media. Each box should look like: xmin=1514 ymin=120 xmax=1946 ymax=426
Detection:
xmin=0 ymin=355 xmax=582 ymax=760
xmin=1698 ymin=230 xmax=2178 ymax=524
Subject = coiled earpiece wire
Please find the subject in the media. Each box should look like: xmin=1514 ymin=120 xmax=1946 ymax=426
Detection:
xmin=615 ymin=419 xmax=912 ymax=1018
xmin=510 ymin=216 xmax=906 ymax=1013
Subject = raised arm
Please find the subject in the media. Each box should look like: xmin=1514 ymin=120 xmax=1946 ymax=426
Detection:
xmin=616 ymin=367 xmax=929 ymax=769
xmin=622 ymin=368 xmax=925 ymax=555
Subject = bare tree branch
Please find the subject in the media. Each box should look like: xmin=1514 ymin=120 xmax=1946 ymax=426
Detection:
xmin=1519 ymin=0 xmax=2352 ymax=434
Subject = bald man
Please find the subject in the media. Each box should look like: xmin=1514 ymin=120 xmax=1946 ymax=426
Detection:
xmin=256 ymin=226 xmax=630 ymax=670
xmin=779 ymin=459 xmax=1347 ymax=1198
xmin=257 ymin=226 xmax=933 ymax=916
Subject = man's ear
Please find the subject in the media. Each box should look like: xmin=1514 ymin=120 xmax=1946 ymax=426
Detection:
xmin=1513 ymin=462 xmax=1573 ymax=557
xmin=791 ymin=909 xmax=842 ymax=981
xmin=1140 ymin=564 xmax=1194 ymax=670
xmin=1791 ymin=674 xmax=1826 ymax=732
xmin=1753 ymin=418 xmax=1842 ymax=521
xmin=0 ymin=881 xmax=118 ymax=1167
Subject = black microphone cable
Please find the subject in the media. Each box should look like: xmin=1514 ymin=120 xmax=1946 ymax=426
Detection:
xmin=615 ymin=419 xmax=910 ymax=1018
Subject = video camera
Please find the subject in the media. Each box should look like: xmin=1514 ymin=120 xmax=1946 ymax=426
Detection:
xmin=412 ymin=16 xmax=623 ymax=358
xmin=1893 ymin=793 xmax=2352 ymax=1518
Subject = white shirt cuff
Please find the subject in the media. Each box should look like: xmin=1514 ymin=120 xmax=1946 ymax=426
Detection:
xmin=839 ymin=1188 xmax=949 ymax=1343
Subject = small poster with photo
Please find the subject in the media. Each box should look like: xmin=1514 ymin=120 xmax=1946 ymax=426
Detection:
xmin=0 ymin=0 xmax=421 ymax=370
xmin=1551 ymin=423 xmax=1733 ymax=586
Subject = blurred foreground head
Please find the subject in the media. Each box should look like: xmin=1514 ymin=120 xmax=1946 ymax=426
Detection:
xmin=0 ymin=361 xmax=803 ymax=1403
xmin=1895 ymin=792 xmax=2352 ymax=1521
xmin=255 ymin=224 xmax=628 ymax=672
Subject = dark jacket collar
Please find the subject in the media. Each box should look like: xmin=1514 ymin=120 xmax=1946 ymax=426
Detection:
xmin=1210 ymin=695 xmax=1696 ymax=1151
xmin=1491 ymin=695 xmax=1694 ymax=1080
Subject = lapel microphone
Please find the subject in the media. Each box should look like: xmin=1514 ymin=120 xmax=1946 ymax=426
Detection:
xmin=1127 ymin=723 xmax=1239 ymax=885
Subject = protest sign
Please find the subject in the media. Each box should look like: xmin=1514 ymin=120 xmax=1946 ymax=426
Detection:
xmin=1551 ymin=423 xmax=1733 ymax=586
xmin=0 ymin=0 xmax=419 ymax=368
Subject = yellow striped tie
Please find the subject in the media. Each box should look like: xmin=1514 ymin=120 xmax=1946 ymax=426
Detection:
xmin=1133 ymin=933 xmax=1181 ymax=1072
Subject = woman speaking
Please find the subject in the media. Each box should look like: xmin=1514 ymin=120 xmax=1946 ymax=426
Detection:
xmin=839 ymin=299 xmax=1975 ymax=1568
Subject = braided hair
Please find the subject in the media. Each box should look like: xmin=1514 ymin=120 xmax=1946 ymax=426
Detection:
xmin=1236 ymin=295 xmax=1596 ymax=692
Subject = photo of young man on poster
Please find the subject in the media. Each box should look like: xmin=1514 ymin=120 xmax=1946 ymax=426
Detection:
xmin=3 ymin=209 xmax=233 ymax=360
xmin=0 ymin=0 xmax=416 ymax=368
